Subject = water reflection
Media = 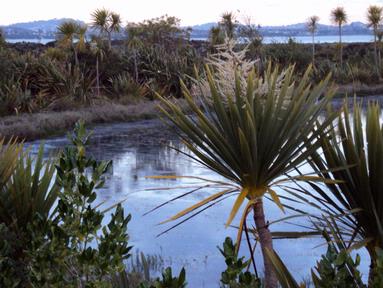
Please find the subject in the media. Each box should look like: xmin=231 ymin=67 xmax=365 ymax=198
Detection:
xmin=27 ymin=117 xmax=370 ymax=287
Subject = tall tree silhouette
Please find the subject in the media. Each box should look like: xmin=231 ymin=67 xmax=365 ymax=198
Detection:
xmin=331 ymin=7 xmax=348 ymax=66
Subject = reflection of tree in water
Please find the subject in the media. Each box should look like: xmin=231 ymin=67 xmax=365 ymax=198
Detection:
xmin=75 ymin=122 xmax=195 ymax=177
xmin=87 ymin=135 xmax=196 ymax=200
xmin=133 ymin=140 xmax=194 ymax=176
xmin=28 ymin=121 xmax=198 ymax=198
xmin=82 ymin=122 xmax=179 ymax=161
xmin=82 ymin=136 xmax=191 ymax=175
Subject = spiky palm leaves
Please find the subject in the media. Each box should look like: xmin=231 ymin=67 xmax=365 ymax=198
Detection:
xmin=209 ymin=26 xmax=225 ymax=48
xmin=307 ymin=16 xmax=320 ymax=34
xmin=331 ymin=7 xmax=348 ymax=66
xmin=91 ymin=8 xmax=122 ymax=50
xmin=76 ymin=25 xmax=88 ymax=53
xmin=0 ymin=142 xmax=58 ymax=287
xmin=57 ymin=21 xmax=88 ymax=65
xmin=0 ymin=139 xmax=23 ymax=188
xmin=308 ymin=102 xmax=383 ymax=282
xmin=57 ymin=21 xmax=78 ymax=47
xmin=0 ymin=145 xmax=59 ymax=230
xmin=91 ymin=8 xmax=108 ymax=36
xmin=0 ymin=139 xmax=58 ymax=234
xmin=156 ymin=65 xmax=337 ymax=287
xmin=306 ymin=16 xmax=320 ymax=67
xmin=367 ymin=5 xmax=383 ymax=74
xmin=219 ymin=12 xmax=237 ymax=40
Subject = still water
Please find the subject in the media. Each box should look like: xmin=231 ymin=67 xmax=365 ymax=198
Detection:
xmin=27 ymin=118 xmax=370 ymax=287
xmin=262 ymin=34 xmax=373 ymax=44
xmin=6 ymin=34 xmax=374 ymax=45
xmin=6 ymin=38 xmax=55 ymax=44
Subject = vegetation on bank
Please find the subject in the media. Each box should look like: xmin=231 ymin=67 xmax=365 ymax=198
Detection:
xmin=3 ymin=4 xmax=383 ymax=288
xmin=3 ymin=63 xmax=383 ymax=287
xmin=0 ymin=101 xmax=162 ymax=141
xmin=0 ymin=121 xmax=191 ymax=287
xmin=0 ymin=6 xmax=383 ymax=121
xmin=150 ymin=56 xmax=383 ymax=286
xmin=0 ymin=13 xmax=201 ymax=118
xmin=156 ymin=64 xmax=338 ymax=287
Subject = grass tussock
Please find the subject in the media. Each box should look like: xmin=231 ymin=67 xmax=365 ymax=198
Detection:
xmin=0 ymin=101 xmax=162 ymax=141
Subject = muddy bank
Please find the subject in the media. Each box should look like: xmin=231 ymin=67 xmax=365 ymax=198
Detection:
xmin=0 ymin=101 xmax=162 ymax=141
xmin=1 ymin=92 xmax=383 ymax=142
xmin=335 ymin=83 xmax=383 ymax=97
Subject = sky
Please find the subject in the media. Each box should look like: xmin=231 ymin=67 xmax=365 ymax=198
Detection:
xmin=1 ymin=0 xmax=383 ymax=26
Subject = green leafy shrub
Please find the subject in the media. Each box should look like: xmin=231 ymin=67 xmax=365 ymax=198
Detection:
xmin=266 ymin=242 xmax=366 ymax=288
xmin=0 ymin=122 xmax=132 ymax=286
xmin=139 ymin=267 xmax=187 ymax=288
xmin=311 ymin=243 xmax=364 ymax=287
xmin=219 ymin=237 xmax=260 ymax=288
xmin=50 ymin=121 xmax=132 ymax=284
xmin=371 ymin=248 xmax=383 ymax=287
xmin=262 ymin=41 xmax=311 ymax=72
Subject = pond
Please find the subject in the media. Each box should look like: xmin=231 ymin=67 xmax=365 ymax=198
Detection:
xmin=27 ymin=116 xmax=370 ymax=287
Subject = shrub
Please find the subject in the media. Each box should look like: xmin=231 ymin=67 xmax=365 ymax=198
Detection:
xmin=219 ymin=237 xmax=261 ymax=288
xmin=108 ymin=73 xmax=149 ymax=102
xmin=262 ymin=41 xmax=311 ymax=72
xmin=0 ymin=122 xmax=132 ymax=286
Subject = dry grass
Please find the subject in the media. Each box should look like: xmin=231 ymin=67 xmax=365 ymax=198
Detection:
xmin=0 ymin=101 xmax=162 ymax=141
xmin=0 ymin=82 xmax=380 ymax=142
xmin=334 ymin=83 xmax=383 ymax=97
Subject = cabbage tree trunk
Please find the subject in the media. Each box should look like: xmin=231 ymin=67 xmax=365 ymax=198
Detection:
xmin=339 ymin=24 xmax=343 ymax=67
xmin=312 ymin=33 xmax=315 ymax=68
xmin=96 ymin=56 xmax=100 ymax=97
xmin=253 ymin=199 xmax=278 ymax=288
xmin=107 ymin=32 xmax=112 ymax=50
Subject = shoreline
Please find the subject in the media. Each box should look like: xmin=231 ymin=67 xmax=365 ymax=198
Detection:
xmin=0 ymin=101 xmax=162 ymax=142
xmin=334 ymin=83 xmax=383 ymax=97
xmin=5 ymin=34 xmax=374 ymax=45
xmin=1 ymin=86 xmax=383 ymax=142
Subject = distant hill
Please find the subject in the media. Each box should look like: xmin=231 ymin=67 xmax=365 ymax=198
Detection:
xmin=8 ymin=18 xmax=85 ymax=32
xmin=1 ymin=18 xmax=373 ymax=40
xmin=190 ymin=22 xmax=216 ymax=31
xmin=258 ymin=21 xmax=370 ymax=36
xmin=2 ymin=18 xmax=85 ymax=39
xmin=190 ymin=21 xmax=372 ymax=38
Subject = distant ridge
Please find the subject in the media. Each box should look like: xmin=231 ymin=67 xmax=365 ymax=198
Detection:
xmin=1 ymin=18 xmax=373 ymax=40
xmin=191 ymin=21 xmax=371 ymax=37
xmin=2 ymin=18 xmax=85 ymax=39
xmin=7 ymin=18 xmax=85 ymax=32
xmin=189 ymin=22 xmax=216 ymax=31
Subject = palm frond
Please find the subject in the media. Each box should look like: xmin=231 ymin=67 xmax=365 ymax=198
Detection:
xmin=155 ymin=63 xmax=337 ymax=233
xmin=306 ymin=101 xmax=383 ymax=262
xmin=0 ymin=144 xmax=59 ymax=229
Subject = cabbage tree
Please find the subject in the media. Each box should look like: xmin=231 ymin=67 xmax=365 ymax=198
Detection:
xmin=307 ymin=102 xmax=383 ymax=284
xmin=91 ymin=8 xmax=122 ymax=50
xmin=155 ymin=64 xmax=337 ymax=287
xmin=306 ymin=16 xmax=320 ymax=67
xmin=367 ymin=5 xmax=383 ymax=74
xmin=57 ymin=21 xmax=87 ymax=66
xmin=330 ymin=7 xmax=348 ymax=66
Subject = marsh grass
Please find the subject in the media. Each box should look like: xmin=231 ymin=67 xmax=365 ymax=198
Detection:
xmin=0 ymin=101 xmax=163 ymax=141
